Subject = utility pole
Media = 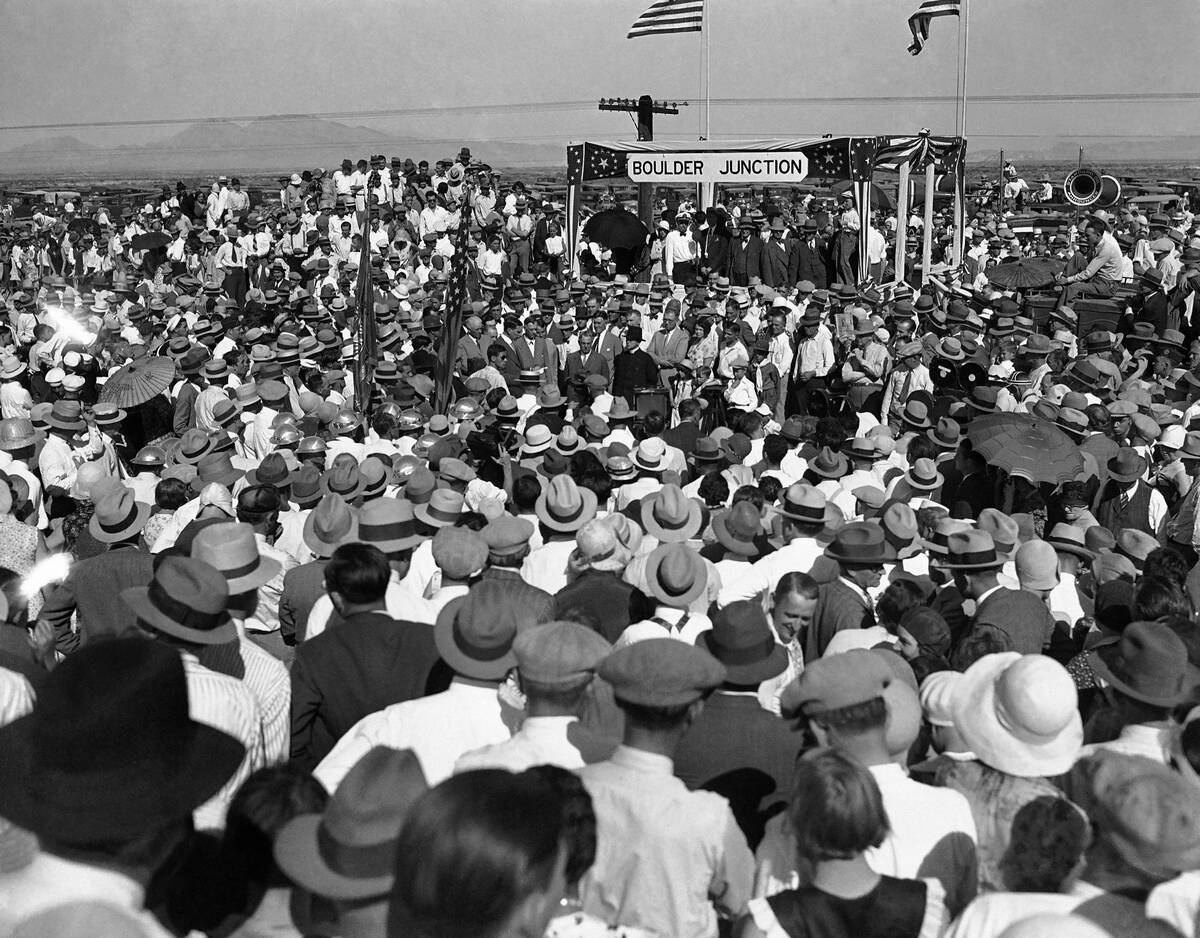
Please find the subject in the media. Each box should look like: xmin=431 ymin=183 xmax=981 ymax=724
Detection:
xmin=598 ymin=96 xmax=688 ymax=263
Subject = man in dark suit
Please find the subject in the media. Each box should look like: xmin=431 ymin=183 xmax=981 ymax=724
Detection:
xmin=662 ymin=398 xmax=704 ymax=457
xmin=455 ymin=311 xmax=487 ymax=375
xmin=674 ymin=602 xmax=800 ymax=849
xmin=554 ymin=523 xmax=653 ymax=643
xmin=290 ymin=543 xmax=442 ymax=771
xmin=806 ymin=523 xmax=888 ymax=660
xmin=565 ymin=330 xmax=611 ymax=402
xmin=1133 ymin=268 xmax=1172 ymax=335
xmin=611 ymin=326 xmax=658 ymax=406
xmin=728 ymin=217 xmax=765 ymax=288
xmin=795 ymin=219 xmax=830 ymax=289
xmin=479 ymin=514 xmax=557 ymax=624
xmin=759 ymin=218 xmax=799 ymax=289
xmin=40 ymin=486 xmax=156 ymax=656
xmin=946 ymin=529 xmax=1054 ymax=655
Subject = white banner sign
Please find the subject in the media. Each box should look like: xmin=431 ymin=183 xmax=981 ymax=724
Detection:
xmin=626 ymin=151 xmax=809 ymax=184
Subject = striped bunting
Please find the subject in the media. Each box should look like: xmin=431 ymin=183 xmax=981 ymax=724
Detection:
xmin=627 ymin=0 xmax=703 ymax=39
xmin=908 ymin=0 xmax=960 ymax=55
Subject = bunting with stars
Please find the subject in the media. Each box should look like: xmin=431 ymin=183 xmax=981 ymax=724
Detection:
xmin=802 ymin=137 xmax=882 ymax=182
xmin=566 ymin=143 xmax=630 ymax=184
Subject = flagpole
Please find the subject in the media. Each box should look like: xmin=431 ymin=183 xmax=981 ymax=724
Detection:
xmin=957 ymin=0 xmax=970 ymax=138
xmin=702 ymin=0 xmax=710 ymax=139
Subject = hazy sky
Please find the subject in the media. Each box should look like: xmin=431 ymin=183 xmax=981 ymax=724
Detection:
xmin=2 ymin=0 xmax=1198 ymax=149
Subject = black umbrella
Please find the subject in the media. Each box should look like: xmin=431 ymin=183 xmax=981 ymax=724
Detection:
xmin=130 ymin=232 xmax=172 ymax=252
xmin=582 ymin=208 xmax=650 ymax=251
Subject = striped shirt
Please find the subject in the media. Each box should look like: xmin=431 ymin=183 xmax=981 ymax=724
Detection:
xmin=198 ymin=635 xmax=291 ymax=765
xmin=181 ymin=652 xmax=266 ymax=831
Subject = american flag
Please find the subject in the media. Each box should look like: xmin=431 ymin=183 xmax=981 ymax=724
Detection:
xmin=806 ymin=138 xmax=881 ymax=182
xmin=355 ymin=195 xmax=377 ymax=420
xmin=433 ymin=200 xmax=475 ymax=411
xmin=627 ymin=0 xmax=703 ymax=39
xmin=908 ymin=0 xmax=960 ymax=55
xmin=566 ymin=143 xmax=629 ymax=184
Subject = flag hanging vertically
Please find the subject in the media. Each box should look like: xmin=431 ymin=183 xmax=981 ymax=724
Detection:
xmin=354 ymin=194 xmax=377 ymax=420
xmin=433 ymin=197 xmax=475 ymax=413
xmin=907 ymin=0 xmax=960 ymax=55
xmin=626 ymin=0 xmax=703 ymax=39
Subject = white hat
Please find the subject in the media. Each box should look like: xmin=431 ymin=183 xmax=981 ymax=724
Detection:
xmin=919 ymin=670 xmax=962 ymax=727
xmin=952 ymin=653 xmax=1082 ymax=778
xmin=1160 ymin=425 xmax=1186 ymax=450
xmin=823 ymin=625 xmax=895 ymax=657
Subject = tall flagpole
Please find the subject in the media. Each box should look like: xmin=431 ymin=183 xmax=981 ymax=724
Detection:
xmin=957 ymin=0 xmax=971 ymax=138
xmin=702 ymin=0 xmax=710 ymax=140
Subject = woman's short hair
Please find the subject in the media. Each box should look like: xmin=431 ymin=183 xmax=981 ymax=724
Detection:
xmin=389 ymin=770 xmax=565 ymax=938
xmin=789 ymin=748 xmax=889 ymax=863
xmin=155 ymin=477 xmax=190 ymax=511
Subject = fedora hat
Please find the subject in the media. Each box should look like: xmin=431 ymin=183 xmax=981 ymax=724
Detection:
xmin=904 ymin=458 xmax=944 ymax=492
xmin=46 ymin=400 xmax=85 ymax=433
xmin=302 ymin=494 xmax=359 ymax=559
xmin=121 ymin=556 xmax=237 ymax=645
xmin=712 ymin=501 xmax=762 ymax=557
xmin=433 ymin=580 xmax=522 ymax=680
xmin=0 ymin=417 xmax=36 ymax=453
xmin=414 ymin=489 xmax=466 ymax=529
xmin=274 ymin=747 xmax=428 ymax=900
xmin=844 ymin=437 xmax=876 ymax=462
xmin=690 ymin=436 xmax=726 ymax=464
xmin=952 ymin=652 xmax=1083 ymax=777
xmin=880 ymin=503 xmax=920 ymax=560
xmin=644 ymin=542 xmax=708 ymax=607
xmin=698 ymin=601 xmax=788 ymax=685
xmin=937 ymin=337 xmax=966 ymax=362
xmin=88 ymin=487 xmax=150 ymax=544
xmin=245 ymin=452 xmax=295 ymax=489
xmin=194 ymin=451 xmax=245 ymax=490
xmin=824 ymin=522 xmax=895 ymax=565
xmin=774 ymin=483 xmax=827 ymax=525
xmin=535 ymin=474 xmax=598 ymax=533
xmin=1106 ymin=447 xmax=1147 ymax=485
xmin=631 ymin=438 xmax=668 ymax=473
xmin=640 ymin=484 xmax=702 ymax=543
xmin=0 ymin=637 xmax=243 ymax=845
xmin=0 ymin=357 xmax=26 ymax=381
xmin=927 ymin=417 xmax=963 ymax=450
xmin=1045 ymin=522 xmax=1095 ymax=561
xmin=322 ymin=462 xmax=365 ymax=502
xmin=965 ymin=386 xmax=999 ymax=413
xmin=807 ymin=446 xmax=849 ymax=480
xmin=901 ymin=400 xmax=934 ymax=431
xmin=192 ymin=522 xmax=282 ymax=594
xmin=521 ymin=424 xmax=554 ymax=457
xmin=941 ymin=529 xmax=1004 ymax=570
xmin=1090 ymin=620 xmax=1200 ymax=708
xmin=359 ymin=498 xmax=423 ymax=553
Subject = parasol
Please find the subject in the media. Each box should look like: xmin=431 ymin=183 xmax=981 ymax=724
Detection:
xmin=830 ymin=180 xmax=895 ymax=212
xmin=965 ymin=412 xmax=1084 ymax=485
xmin=130 ymin=232 xmax=172 ymax=252
xmin=582 ymin=208 xmax=650 ymax=251
xmin=98 ymin=355 xmax=176 ymax=408
xmin=982 ymin=257 xmax=1064 ymax=290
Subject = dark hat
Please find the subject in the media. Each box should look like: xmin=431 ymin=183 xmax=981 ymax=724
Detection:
xmin=599 ymin=637 xmax=726 ymax=707
xmin=698 ymin=601 xmax=788 ymax=685
xmin=121 ymin=556 xmax=236 ymax=645
xmin=303 ymin=494 xmax=359 ymax=559
xmin=711 ymin=502 xmax=762 ymax=557
xmin=824 ymin=521 xmax=896 ymax=565
xmin=274 ymin=747 xmax=428 ymax=900
xmin=0 ymin=638 xmax=243 ymax=845
xmin=1106 ymin=447 xmax=1147 ymax=485
xmin=434 ymin=580 xmax=524 ymax=680
xmin=1090 ymin=620 xmax=1200 ymax=707
xmin=780 ymin=648 xmax=893 ymax=719
xmin=46 ymin=400 xmax=85 ymax=433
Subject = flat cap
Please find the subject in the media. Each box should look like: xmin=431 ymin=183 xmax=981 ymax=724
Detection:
xmin=598 ymin=637 xmax=725 ymax=707
xmin=780 ymin=648 xmax=893 ymax=719
xmin=431 ymin=526 xmax=488 ymax=580
xmin=481 ymin=514 xmax=534 ymax=557
xmin=514 ymin=621 xmax=612 ymax=688
xmin=437 ymin=456 xmax=476 ymax=484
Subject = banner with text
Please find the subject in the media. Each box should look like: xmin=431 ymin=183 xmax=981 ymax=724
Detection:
xmin=626 ymin=151 xmax=810 ymax=184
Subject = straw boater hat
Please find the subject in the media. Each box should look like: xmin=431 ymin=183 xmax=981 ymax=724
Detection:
xmin=274 ymin=747 xmax=428 ymax=900
xmin=952 ymin=652 xmax=1083 ymax=777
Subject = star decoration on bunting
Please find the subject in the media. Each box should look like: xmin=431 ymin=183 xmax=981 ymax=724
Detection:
xmin=805 ymin=139 xmax=848 ymax=179
xmin=580 ymin=143 xmax=629 ymax=182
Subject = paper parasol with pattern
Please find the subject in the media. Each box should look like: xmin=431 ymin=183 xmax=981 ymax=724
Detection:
xmin=965 ymin=413 xmax=1084 ymax=485
xmin=98 ymin=354 xmax=176 ymax=408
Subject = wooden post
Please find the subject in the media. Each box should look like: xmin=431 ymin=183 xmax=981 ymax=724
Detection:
xmin=895 ymin=161 xmax=911 ymax=284
xmin=920 ymin=163 xmax=936 ymax=284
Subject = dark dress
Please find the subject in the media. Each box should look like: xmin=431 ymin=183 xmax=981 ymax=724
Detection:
xmin=764 ymin=876 xmax=931 ymax=938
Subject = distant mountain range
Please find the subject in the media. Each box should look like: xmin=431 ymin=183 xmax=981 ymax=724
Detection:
xmin=0 ymin=117 xmax=565 ymax=174
xmin=2 ymin=118 xmax=1198 ymax=178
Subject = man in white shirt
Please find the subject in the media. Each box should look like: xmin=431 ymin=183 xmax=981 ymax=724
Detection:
xmin=455 ymin=621 xmax=615 ymax=773
xmin=663 ymin=213 xmax=699 ymax=285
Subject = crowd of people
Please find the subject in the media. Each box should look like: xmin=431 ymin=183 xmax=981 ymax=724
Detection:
xmin=0 ymin=151 xmax=1198 ymax=938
